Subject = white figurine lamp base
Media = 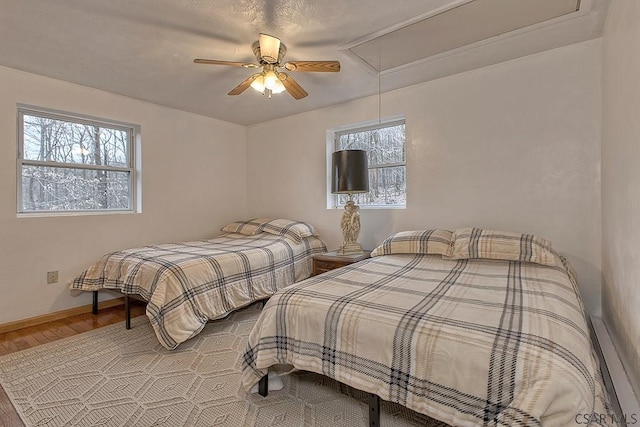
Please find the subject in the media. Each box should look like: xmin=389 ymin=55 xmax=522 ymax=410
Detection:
xmin=338 ymin=198 xmax=364 ymax=255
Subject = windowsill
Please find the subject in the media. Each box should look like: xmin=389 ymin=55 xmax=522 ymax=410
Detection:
xmin=17 ymin=210 xmax=139 ymax=218
xmin=329 ymin=205 xmax=406 ymax=210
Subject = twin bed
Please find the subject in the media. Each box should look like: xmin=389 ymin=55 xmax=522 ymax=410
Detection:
xmin=69 ymin=218 xmax=326 ymax=349
xmin=70 ymin=223 xmax=614 ymax=426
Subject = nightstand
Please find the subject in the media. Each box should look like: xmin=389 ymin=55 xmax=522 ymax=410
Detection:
xmin=312 ymin=250 xmax=371 ymax=276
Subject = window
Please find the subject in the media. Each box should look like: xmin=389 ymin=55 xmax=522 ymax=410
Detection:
xmin=332 ymin=118 xmax=406 ymax=208
xmin=17 ymin=106 xmax=138 ymax=214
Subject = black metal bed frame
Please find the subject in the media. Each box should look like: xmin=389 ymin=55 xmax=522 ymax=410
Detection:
xmin=257 ymin=374 xmax=381 ymax=427
xmin=92 ymin=290 xmax=134 ymax=329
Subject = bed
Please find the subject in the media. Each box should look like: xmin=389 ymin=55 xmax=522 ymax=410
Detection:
xmin=241 ymin=228 xmax=615 ymax=426
xmin=69 ymin=218 xmax=327 ymax=350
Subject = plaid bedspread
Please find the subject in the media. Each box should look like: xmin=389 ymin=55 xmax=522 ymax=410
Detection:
xmin=241 ymin=253 xmax=614 ymax=426
xmin=70 ymin=233 xmax=326 ymax=349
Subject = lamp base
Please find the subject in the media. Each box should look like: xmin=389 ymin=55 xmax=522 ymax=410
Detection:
xmin=337 ymin=242 xmax=365 ymax=255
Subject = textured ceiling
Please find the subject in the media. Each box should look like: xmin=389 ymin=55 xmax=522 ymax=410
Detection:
xmin=0 ymin=0 xmax=608 ymax=125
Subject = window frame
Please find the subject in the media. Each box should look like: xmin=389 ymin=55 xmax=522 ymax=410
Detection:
xmin=16 ymin=105 xmax=139 ymax=216
xmin=328 ymin=117 xmax=407 ymax=209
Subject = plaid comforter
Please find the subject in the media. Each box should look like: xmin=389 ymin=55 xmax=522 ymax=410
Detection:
xmin=241 ymin=253 xmax=614 ymax=426
xmin=70 ymin=233 xmax=326 ymax=349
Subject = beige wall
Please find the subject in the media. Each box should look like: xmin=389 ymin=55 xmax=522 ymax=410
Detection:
xmin=0 ymin=37 xmax=608 ymax=340
xmin=247 ymin=39 xmax=603 ymax=314
xmin=0 ymin=65 xmax=248 ymax=324
xmin=601 ymin=0 xmax=640 ymax=398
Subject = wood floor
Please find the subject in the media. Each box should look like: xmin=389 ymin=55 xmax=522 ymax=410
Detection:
xmin=0 ymin=301 xmax=146 ymax=427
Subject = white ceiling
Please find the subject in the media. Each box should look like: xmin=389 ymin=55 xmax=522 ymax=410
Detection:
xmin=0 ymin=0 xmax=608 ymax=126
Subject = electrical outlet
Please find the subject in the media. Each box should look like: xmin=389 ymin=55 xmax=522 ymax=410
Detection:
xmin=47 ymin=271 xmax=59 ymax=284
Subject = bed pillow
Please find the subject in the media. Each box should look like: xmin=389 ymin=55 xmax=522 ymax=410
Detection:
xmin=259 ymin=218 xmax=318 ymax=243
xmin=446 ymin=227 xmax=555 ymax=266
xmin=220 ymin=218 xmax=271 ymax=236
xmin=371 ymin=229 xmax=453 ymax=257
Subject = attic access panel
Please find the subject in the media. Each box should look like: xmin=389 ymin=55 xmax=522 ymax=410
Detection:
xmin=349 ymin=0 xmax=581 ymax=71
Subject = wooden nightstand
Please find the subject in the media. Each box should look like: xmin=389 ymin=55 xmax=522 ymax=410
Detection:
xmin=312 ymin=250 xmax=371 ymax=276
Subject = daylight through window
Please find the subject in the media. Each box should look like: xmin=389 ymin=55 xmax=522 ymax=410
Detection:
xmin=334 ymin=119 xmax=406 ymax=207
xmin=18 ymin=107 xmax=136 ymax=214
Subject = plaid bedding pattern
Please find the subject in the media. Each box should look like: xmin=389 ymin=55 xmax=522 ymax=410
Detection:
xmin=447 ymin=227 xmax=556 ymax=266
xmin=220 ymin=217 xmax=271 ymax=235
xmin=371 ymin=229 xmax=453 ymax=257
xmin=70 ymin=233 xmax=326 ymax=349
xmin=241 ymin=254 xmax=614 ymax=426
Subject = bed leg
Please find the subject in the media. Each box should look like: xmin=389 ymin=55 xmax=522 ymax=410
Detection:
xmin=368 ymin=393 xmax=380 ymax=427
xmin=125 ymin=294 xmax=131 ymax=330
xmin=92 ymin=291 xmax=98 ymax=315
xmin=258 ymin=374 xmax=269 ymax=397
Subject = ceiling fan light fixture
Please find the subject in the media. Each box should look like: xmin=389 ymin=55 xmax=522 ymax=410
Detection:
xmin=250 ymin=74 xmax=265 ymax=92
xmin=251 ymin=71 xmax=285 ymax=96
xmin=271 ymin=78 xmax=286 ymax=94
xmin=263 ymin=70 xmax=279 ymax=90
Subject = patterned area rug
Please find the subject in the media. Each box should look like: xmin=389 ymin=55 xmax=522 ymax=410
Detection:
xmin=0 ymin=304 xmax=449 ymax=427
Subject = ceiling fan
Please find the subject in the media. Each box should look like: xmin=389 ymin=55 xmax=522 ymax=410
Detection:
xmin=194 ymin=33 xmax=340 ymax=100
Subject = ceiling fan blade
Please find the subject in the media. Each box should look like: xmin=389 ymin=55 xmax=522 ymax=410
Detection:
xmin=228 ymin=74 xmax=260 ymax=96
xmin=278 ymin=73 xmax=308 ymax=100
xmin=194 ymin=59 xmax=259 ymax=68
xmin=259 ymin=33 xmax=281 ymax=64
xmin=283 ymin=61 xmax=340 ymax=72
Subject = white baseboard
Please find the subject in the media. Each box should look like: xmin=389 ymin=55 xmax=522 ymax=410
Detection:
xmin=590 ymin=316 xmax=640 ymax=426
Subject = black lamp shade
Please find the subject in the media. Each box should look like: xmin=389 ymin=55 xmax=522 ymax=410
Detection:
xmin=331 ymin=150 xmax=369 ymax=194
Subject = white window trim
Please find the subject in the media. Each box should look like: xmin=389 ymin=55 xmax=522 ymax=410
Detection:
xmin=326 ymin=116 xmax=407 ymax=209
xmin=16 ymin=104 xmax=142 ymax=216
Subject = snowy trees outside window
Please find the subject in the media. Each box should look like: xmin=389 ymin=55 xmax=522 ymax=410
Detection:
xmin=335 ymin=119 xmax=406 ymax=207
xmin=18 ymin=108 xmax=136 ymax=213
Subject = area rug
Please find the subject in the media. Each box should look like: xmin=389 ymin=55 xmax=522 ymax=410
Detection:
xmin=0 ymin=304 xmax=449 ymax=427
